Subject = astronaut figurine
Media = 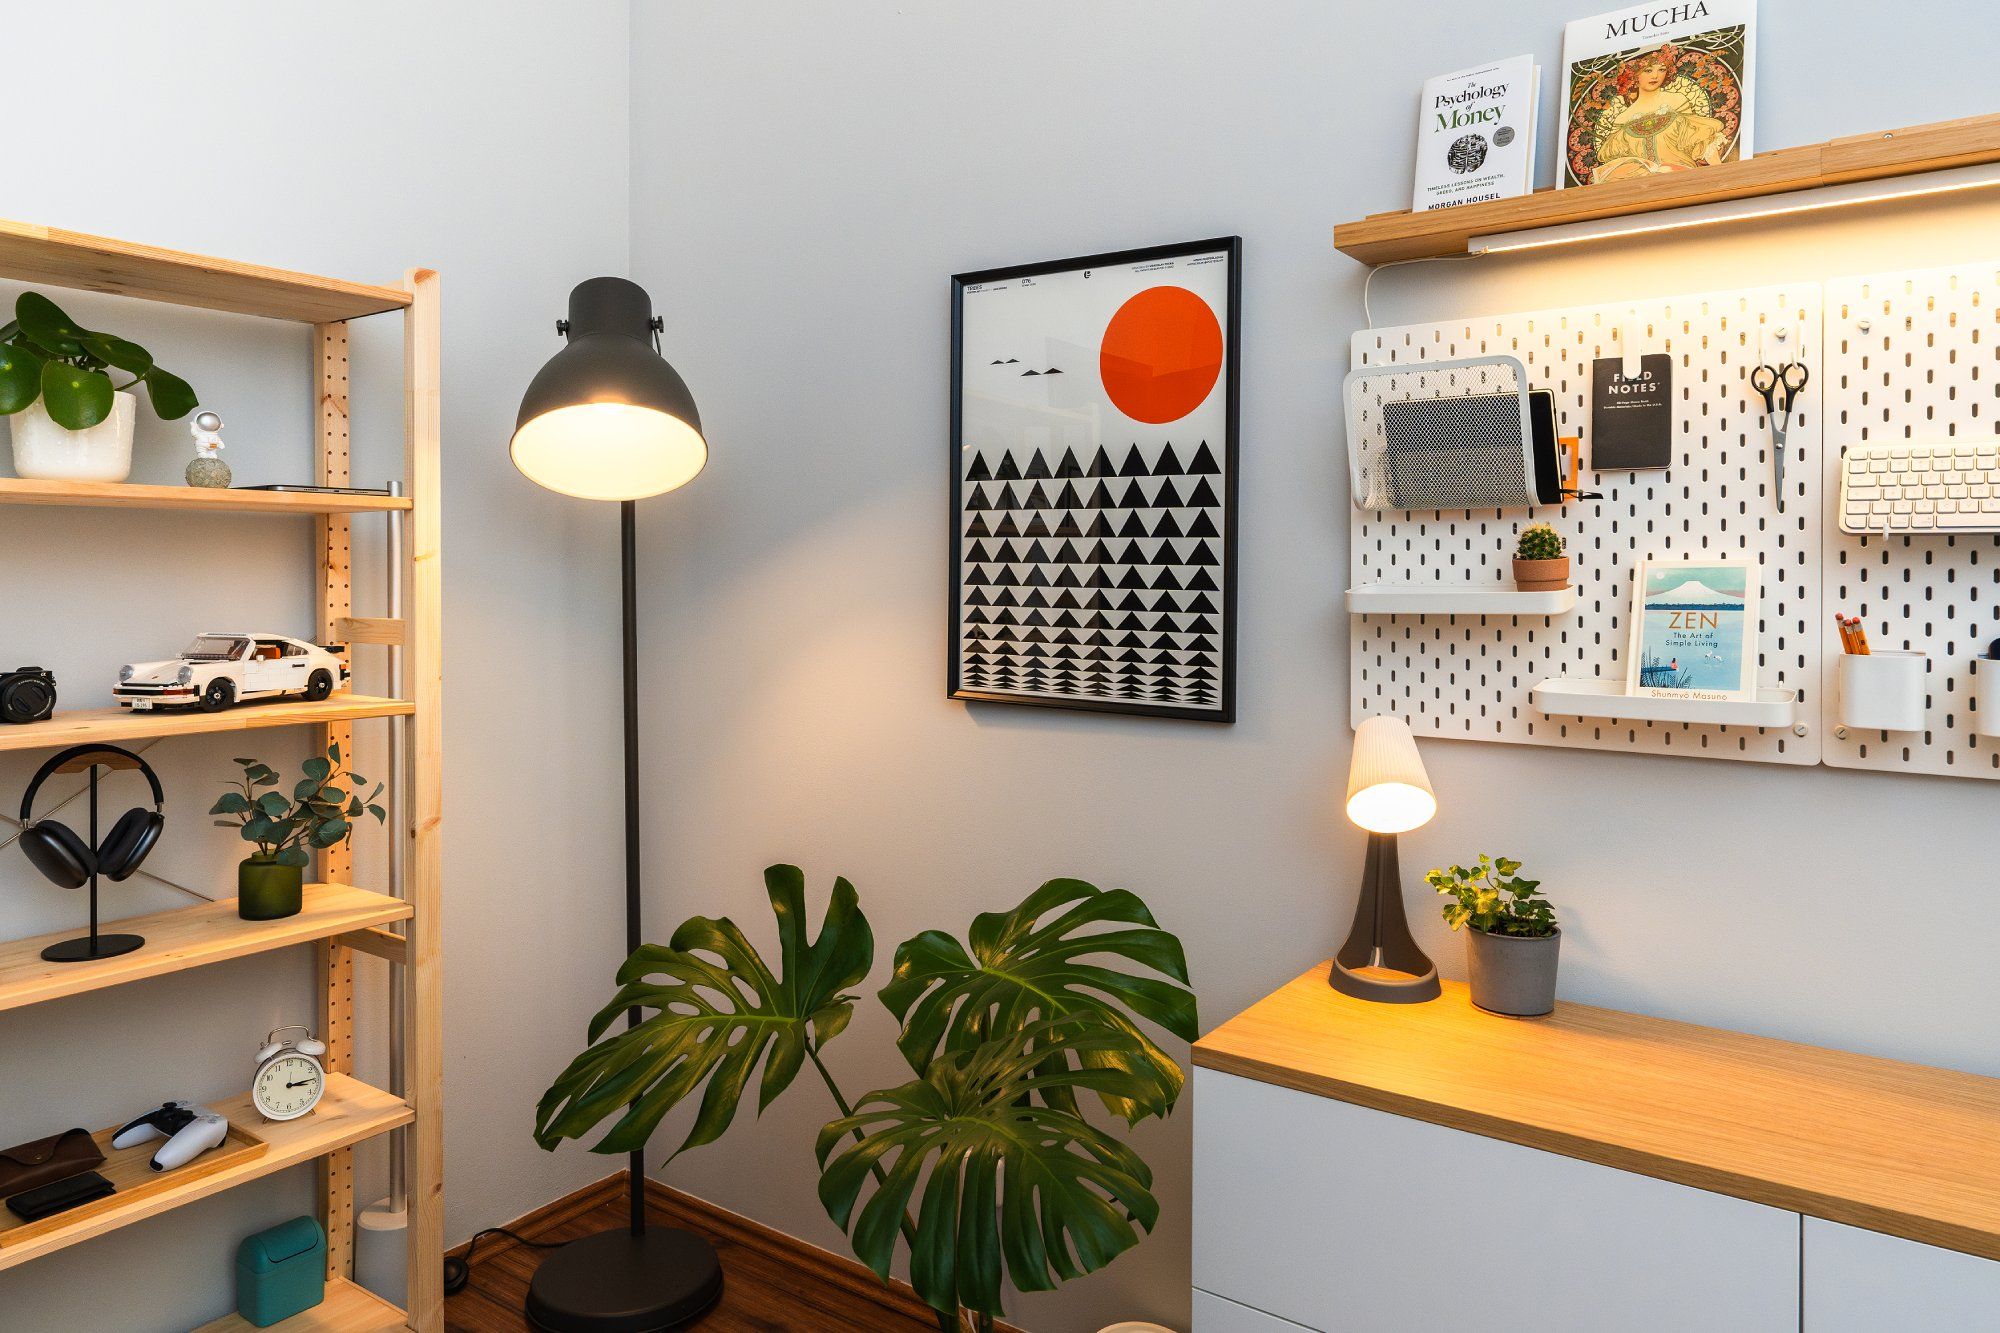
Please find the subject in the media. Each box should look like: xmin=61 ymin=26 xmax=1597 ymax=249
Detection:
xmin=185 ymin=410 xmax=231 ymax=488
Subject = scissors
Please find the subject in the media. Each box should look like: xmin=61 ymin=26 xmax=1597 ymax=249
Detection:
xmin=1751 ymin=359 xmax=1809 ymax=511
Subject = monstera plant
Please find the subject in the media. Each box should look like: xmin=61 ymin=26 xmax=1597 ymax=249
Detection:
xmin=535 ymin=866 xmax=1197 ymax=1333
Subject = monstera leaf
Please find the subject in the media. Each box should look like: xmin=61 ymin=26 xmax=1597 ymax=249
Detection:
xmin=535 ymin=864 xmax=873 ymax=1161
xmin=880 ymin=879 xmax=1197 ymax=1123
xmin=817 ymin=1017 xmax=1161 ymax=1320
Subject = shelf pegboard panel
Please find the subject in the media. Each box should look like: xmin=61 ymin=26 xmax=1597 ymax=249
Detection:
xmin=1350 ymin=283 xmax=1823 ymax=767
xmin=1822 ymin=264 xmax=2000 ymax=780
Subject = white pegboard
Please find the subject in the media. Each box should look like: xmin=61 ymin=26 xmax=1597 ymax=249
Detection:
xmin=1822 ymin=264 xmax=2000 ymax=780
xmin=1350 ymin=283 xmax=1823 ymax=767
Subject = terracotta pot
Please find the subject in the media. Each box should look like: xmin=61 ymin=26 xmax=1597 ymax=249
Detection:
xmin=1512 ymin=555 xmax=1571 ymax=591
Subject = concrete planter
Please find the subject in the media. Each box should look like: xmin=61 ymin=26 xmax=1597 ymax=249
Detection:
xmin=1466 ymin=926 xmax=1560 ymax=1017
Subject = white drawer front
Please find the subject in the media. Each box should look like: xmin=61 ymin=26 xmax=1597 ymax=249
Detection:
xmin=1804 ymin=1218 xmax=2000 ymax=1330
xmin=1193 ymin=1287 xmax=1319 ymax=1332
xmin=1193 ymin=1067 xmax=1798 ymax=1331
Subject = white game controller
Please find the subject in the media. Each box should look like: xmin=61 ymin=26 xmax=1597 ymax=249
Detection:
xmin=111 ymin=1100 xmax=230 ymax=1172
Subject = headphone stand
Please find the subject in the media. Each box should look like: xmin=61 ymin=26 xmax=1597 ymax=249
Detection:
xmin=39 ymin=763 xmax=145 ymax=964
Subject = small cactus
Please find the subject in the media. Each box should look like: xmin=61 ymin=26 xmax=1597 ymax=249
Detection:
xmin=1515 ymin=522 xmax=1565 ymax=561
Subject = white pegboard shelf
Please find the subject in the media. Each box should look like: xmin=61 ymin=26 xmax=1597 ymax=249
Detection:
xmin=1346 ymin=583 xmax=1578 ymax=616
xmin=1532 ymin=678 xmax=1804 ymax=730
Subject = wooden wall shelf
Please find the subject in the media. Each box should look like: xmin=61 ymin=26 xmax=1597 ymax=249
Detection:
xmin=0 ymin=1075 xmax=410 ymax=1274
xmin=1196 ymin=965 xmax=2000 ymax=1262
xmin=1334 ymin=112 xmax=2000 ymax=264
xmin=0 ymin=884 xmax=411 ymax=1015
xmin=0 ymin=218 xmax=410 ymax=323
xmin=0 ymin=478 xmax=412 ymax=516
xmin=0 ymin=696 xmax=414 ymax=755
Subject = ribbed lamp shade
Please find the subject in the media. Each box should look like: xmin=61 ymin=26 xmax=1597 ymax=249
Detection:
xmin=510 ymin=277 xmax=707 ymax=502
xmin=1345 ymin=715 xmax=1436 ymax=834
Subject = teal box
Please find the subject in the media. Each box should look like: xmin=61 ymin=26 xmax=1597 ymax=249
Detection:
xmin=234 ymin=1216 xmax=327 ymax=1327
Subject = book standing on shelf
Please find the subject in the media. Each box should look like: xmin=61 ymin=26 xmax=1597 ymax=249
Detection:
xmin=1411 ymin=56 xmax=1538 ymax=213
xmin=1626 ymin=558 xmax=1759 ymax=701
xmin=1560 ymin=0 xmax=1756 ymax=189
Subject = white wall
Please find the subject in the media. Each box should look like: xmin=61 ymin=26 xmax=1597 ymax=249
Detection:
xmin=627 ymin=4 xmax=2000 ymax=1331
xmin=0 ymin=4 xmax=632 ymax=1328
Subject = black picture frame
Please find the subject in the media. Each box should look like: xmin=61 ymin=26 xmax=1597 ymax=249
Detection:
xmin=948 ymin=236 xmax=1241 ymax=723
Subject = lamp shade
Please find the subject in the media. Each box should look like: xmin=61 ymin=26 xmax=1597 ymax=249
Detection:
xmin=1345 ymin=715 xmax=1436 ymax=834
xmin=510 ymin=277 xmax=706 ymax=502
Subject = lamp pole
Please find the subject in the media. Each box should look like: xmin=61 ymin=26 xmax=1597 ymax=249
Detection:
xmin=621 ymin=497 xmax=646 ymax=1236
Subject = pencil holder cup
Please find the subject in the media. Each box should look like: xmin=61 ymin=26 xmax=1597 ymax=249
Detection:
xmin=1839 ymin=652 xmax=1926 ymax=732
xmin=1972 ymin=659 xmax=2000 ymax=739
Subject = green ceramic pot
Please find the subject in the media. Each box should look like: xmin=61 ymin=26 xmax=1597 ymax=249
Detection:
xmin=239 ymin=854 xmax=304 ymax=920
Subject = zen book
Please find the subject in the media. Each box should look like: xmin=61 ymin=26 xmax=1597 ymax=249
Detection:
xmin=1626 ymin=558 xmax=1759 ymax=701
xmin=1589 ymin=353 xmax=1673 ymax=469
xmin=1411 ymin=56 xmax=1538 ymax=213
xmin=1559 ymin=0 xmax=1756 ymax=189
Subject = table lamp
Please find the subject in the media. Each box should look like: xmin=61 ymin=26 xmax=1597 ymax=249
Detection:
xmin=1329 ymin=715 xmax=1441 ymax=1003
xmin=511 ymin=277 xmax=724 ymax=1331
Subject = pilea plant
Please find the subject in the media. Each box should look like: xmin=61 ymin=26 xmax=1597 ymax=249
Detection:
xmin=1514 ymin=522 xmax=1566 ymax=561
xmin=535 ymin=866 xmax=1197 ymax=1333
xmin=1427 ymin=853 xmax=1558 ymax=938
xmin=210 ymin=744 xmax=386 ymax=867
xmin=0 ymin=291 xmax=198 ymax=430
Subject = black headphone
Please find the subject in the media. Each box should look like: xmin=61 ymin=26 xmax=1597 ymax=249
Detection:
xmin=18 ymin=744 xmax=166 ymax=889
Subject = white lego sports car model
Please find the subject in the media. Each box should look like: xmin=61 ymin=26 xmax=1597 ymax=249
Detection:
xmin=114 ymin=633 xmax=350 ymax=712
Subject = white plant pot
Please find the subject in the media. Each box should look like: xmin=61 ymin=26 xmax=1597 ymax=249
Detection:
xmin=1098 ymin=1325 xmax=1176 ymax=1333
xmin=10 ymin=390 xmax=137 ymax=482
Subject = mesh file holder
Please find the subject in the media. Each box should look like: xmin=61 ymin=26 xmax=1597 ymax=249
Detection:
xmin=1344 ymin=355 xmax=1537 ymax=511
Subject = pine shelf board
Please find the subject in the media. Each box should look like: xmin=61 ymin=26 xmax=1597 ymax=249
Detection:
xmin=0 ymin=884 xmax=411 ymax=1014
xmin=0 ymin=1074 xmax=411 ymax=1273
xmin=1196 ymin=964 xmax=2000 ymax=1261
xmin=0 ymin=695 xmax=414 ymax=754
xmin=195 ymin=1277 xmax=408 ymax=1332
xmin=0 ymin=477 xmax=411 ymax=515
xmin=0 ymin=218 xmax=411 ymax=323
xmin=1334 ymin=112 xmax=2000 ymax=264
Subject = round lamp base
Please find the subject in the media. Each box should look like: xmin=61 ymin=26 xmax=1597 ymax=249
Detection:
xmin=41 ymin=933 xmax=145 ymax=963
xmin=526 ymin=1227 xmax=723 ymax=1333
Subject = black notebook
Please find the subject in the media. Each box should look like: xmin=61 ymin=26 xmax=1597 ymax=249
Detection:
xmin=1590 ymin=354 xmax=1673 ymax=471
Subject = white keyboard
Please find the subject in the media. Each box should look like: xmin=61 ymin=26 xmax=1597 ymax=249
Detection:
xmin=1839 ymin=441 xmax=2000 ymax=534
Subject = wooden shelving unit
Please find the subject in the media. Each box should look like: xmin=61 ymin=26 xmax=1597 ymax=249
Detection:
xmin=194 ymin=1277 xmax=409 ymax=1332
xmin=0 ymin=696 xmax=414 ymax=756
xmin=1334 ymin=112 xmax=2000 ymax=264
xmin=0 ymin=225 xmax=442 ymax=1330
xmin=0 ymin=884 xmax=411 ymax=1015
xmin=0 ymin=476 xmax=411 ymax=515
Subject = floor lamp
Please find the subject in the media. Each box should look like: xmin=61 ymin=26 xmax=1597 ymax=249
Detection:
xmin=510 ymin=277 xmax=725 ymax=1331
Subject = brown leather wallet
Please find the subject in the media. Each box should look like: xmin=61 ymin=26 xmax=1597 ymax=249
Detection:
xmin=0 ymin=1128 xmax=106 ymax=1200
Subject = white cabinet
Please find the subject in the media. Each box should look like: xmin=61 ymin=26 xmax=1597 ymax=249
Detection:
xmin=1192 ymin=1288 xmax=1315 ymax=1332
xmin=1193 ymin=1068 xmax=1800 ymax=1332
xmin=1803 ymin=1218 xmax=2000 ymax=1330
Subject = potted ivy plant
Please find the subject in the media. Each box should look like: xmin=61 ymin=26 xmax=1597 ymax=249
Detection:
xmin=210 ymin=745 xmax=385 ymax=920
xmin=1426 ymin=853 xmax=1560 ymax=1017
xmin=1511 ymin=521 xmax=1571 ymax=592
xmin=536 ymin=866 xmax=1198 ymax=1333
xmin=0 ymin=291 xmax=198 ymax=482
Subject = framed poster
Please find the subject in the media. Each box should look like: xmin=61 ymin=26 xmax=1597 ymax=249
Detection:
xmin=1625 ymin=558 xmax=1759 ymax=700
xmin=949 ymin=237 xmax=1240 ymax=722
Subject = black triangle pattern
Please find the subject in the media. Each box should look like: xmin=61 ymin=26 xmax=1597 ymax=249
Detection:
xmin=960 ymin=440 xmax=1225 ymax=711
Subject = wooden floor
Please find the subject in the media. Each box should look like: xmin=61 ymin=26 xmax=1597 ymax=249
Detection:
xmin=446 ymin=1174 xmax=989 ymax=1332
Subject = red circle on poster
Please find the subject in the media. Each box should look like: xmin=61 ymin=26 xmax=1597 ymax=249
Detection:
xmin=1099 ymin=286 xmax=1223 ymax=424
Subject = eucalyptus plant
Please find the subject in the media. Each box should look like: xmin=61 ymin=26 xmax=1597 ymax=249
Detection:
xmin=535 ymin=866 xmax=1198 ymax=1333
xmin=0 ymin=291 xmax=198 ymax=429
xmin=210 ymin=744 xmax=385 ymax=868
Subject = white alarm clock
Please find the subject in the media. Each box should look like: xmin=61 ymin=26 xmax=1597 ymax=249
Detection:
xmin=252 ymin=1025 xmax=328 ymax=1122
